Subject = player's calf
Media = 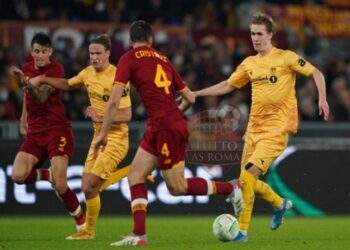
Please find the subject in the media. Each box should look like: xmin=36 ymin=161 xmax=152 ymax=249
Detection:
xmin=11 ymin=172 xmax=27 ymax=184
xmin=71 ymin=205 xmax=86 ymax=232
xmin=166 ymin=180 xmax=188 ymax=196
xmin=56 ymin=187 xmax=86 ymax=231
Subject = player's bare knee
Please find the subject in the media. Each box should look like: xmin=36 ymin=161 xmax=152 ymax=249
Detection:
xmin=127 ymin=171 xmax=144 ymax=184
xmin=82 ymin=184 xmax=90 ymax=195
xmin=11 ymin=164 xmax=29 ymax=184
xmin=82 ymin=184 xmax=97 ymax=198
xmin=11 ymin=173 xmax=25 ymax=184
xmin=245 ymin=164 xmax=262 ymax=179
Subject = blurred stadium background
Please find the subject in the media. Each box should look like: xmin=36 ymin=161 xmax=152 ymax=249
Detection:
xmin=0 ymin=0 xmax=350 ymax=219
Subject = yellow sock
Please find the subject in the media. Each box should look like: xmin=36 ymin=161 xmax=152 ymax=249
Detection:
xmin=254 ymin=179 xmax=283 ymax=208
xmin=238 ymin=169 xmax=257 ymax=232
xmin=99 ymin=166 xmax=129 ymax=192
xmin=85 ymin=195 xmax=101 ymax=232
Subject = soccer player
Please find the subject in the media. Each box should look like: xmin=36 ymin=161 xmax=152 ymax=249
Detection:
xmin=93 ymin=20 xmax=243 ymax=247
xmin=194 ymin=13 xmax=329 ymax=242
xmin=10 ymin=33 xmax=85 ymax=233
xmin=29 ymin=34 xmax=133 ymax=240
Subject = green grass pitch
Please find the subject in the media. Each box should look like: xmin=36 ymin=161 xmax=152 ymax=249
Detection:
xmin=0 ymin=216 xmax=349 ymax=249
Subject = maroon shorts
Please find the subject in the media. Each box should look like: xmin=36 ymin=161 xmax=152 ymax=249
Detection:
xmin=19 ymin=126 xmax=75 ymax=165
xmin=140 ymin=121 xmax=188 ymax=170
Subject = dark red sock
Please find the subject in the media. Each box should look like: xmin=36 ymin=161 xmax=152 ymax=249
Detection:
xmin=130 ymin=183 xmax=148 ymax=235
xmin=59 ymin=188 xmax=80 ymax=212
xmin=186 ymin=177 xmax=208 ymax=195
xmin=186 ymin=178 xmax=234 ymax=195
xmin=214 ymin=181 xmax=233 ymax=195
xmin=59 ymin=188 xmax=85 ymax=225
xmin=23 ymin=169 xmax=38 ymax=184
xmin=74 ymin=208 xmax=85 ymax=226
xmin=38 ymin=168 xmax=50 ymax=181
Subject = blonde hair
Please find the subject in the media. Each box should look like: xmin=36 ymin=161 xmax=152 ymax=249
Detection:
xmin=251 ymin=13 xmax=276 ymax=35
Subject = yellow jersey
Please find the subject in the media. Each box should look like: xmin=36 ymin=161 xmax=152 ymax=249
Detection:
xmin=228 ymin=47 xmax=314 ymax=133
xmin=68 ymin=64 xmax=131 ymax=117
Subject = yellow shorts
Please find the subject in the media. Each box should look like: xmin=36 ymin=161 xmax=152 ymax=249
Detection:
xmin=84 ymin=123 xmax=129 ymax=180
xmin=240 ymin=132 xmax=288 ymax=174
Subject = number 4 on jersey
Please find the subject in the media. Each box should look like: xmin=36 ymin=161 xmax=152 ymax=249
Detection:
xmin=154 ymin=64 xmax=171 ymax=94
xmin=161 ymin=143 xmax=170 ymax=157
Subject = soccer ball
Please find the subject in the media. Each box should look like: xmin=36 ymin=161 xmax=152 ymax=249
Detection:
xmin=212 ymin=214 xmax=239 ymax=241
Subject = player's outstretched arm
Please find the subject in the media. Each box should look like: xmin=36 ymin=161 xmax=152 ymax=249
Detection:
xmin=29 ymin=75 xmax=74 ymax=90
xmin=178 ymin=87 xmax=196 ymax=112
xmin=85 ymin=106 xmax=132 ymax=123
xmin=85 ymin=106 xmax=101 ymax=122
xmin=10 ymin=66 xmax=26 ymax=84
xmin=24 ymin=83 xmax=56 ymax=103
xmin=113 ymin=107 xmax=132 ymax=123
xmin=195 ymin=80 xmax=235 ymax=97
xmin=311 ymin=68 xmax=329 ymax=121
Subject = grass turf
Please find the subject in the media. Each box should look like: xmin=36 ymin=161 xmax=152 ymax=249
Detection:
xmin=0 ymin=216 xmax=349 ymax=249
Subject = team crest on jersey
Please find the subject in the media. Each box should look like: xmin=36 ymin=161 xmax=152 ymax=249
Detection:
xmin=270 ymin=67 xmax=276 ymax=74
xmin=268 ymin=67 xmax=278 ymax=83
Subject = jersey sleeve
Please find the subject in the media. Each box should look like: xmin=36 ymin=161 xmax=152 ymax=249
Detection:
xmin=285 ymin=50 xmax=315 ymax=76
xmin=21 ymin=63 xmax=29 ymax=73
xmin=46 ymin=62 xmax=64 ymax=78
xmin=227 ymin=60 xmax=250 ymax=88
xmin=68 ymin=68 xmax=86 ymax=87
xmin=114 ymin=54 xmax=131 ymax=86
xmin=118 ymin=82 xmax=132 ymax=109
xmin=21 ymin=64 xmax=30 ymax=81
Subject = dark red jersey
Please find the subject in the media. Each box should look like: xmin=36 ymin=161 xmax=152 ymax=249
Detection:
xmin=114 ymin=46 xmax=187 ymax=130
xmin=22 ymin=61 xmax=70 ymax=134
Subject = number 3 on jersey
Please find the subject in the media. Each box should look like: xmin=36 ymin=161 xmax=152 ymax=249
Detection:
xmin=154 ymin=64 xmax=171 ymax=94
xmin=58 ymin=136 xmax=67 ymax=152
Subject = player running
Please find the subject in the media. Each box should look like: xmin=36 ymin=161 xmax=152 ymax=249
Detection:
xmin=93 ymin=20 xmax=243 ymax=247
xmin=195 ymin=13 xmax=329 ymax=242
xmin=30 ymin=34 xmax=134 ymax=240
xmin=10 ymin=33 xmax=85 ymax=233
